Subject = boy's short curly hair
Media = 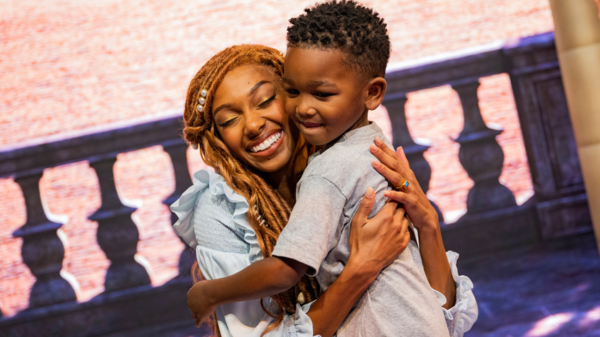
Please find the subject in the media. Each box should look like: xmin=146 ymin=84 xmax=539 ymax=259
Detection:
xmin=287 ymin=0 xmax=390 ymax=79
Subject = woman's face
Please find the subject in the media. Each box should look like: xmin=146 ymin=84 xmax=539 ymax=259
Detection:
xmin=211 ymin=65 xmax=296 ymax=173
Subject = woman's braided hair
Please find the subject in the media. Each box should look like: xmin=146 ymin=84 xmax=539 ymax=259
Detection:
xmin=184 ymin=44 xmax=319 ymax=334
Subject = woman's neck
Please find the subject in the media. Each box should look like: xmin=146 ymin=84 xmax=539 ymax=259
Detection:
xmin=263 ymin=165 xmax=296 ymax=206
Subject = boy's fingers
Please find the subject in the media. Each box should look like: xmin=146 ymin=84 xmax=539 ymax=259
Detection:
xmin=372 ymin=160 xmax=405 ymax=188
xmin=392 ymin=206 xmax=407 ymax=220
xmin=354 ymin=187 xmax=376 ymax=228
xmin=378 ymin=198 xmax=400 ymax=216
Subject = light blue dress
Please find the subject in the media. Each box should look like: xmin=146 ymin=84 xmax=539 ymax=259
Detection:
xmin=171 ymin=169 xmax=478 ymax=337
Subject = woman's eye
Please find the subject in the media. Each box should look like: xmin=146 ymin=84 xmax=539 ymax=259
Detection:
xmin=219 ymin=118 xmax=236 ymax=127
xmin=258 ymin=94 xmax=276 ymax=108
xmin=285 ymin=89 xmax=299 ymax=96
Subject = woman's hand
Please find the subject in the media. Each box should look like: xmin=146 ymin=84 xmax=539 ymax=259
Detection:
xmin=187 ymin=281 xmax=217 ymax=327
xmin=370 ymin=137 xmax=439 ymax=233
xmin=348 ymin=187 xmax=411 ymax=276
xmin=370 ymin=138 xmax=456 ymax=309
xmin=307 ymin=188 xmax=410 ymax=337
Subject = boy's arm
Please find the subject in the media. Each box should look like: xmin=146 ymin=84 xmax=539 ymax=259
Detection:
xmin=187 ymin=256 xmax=308 ymax=327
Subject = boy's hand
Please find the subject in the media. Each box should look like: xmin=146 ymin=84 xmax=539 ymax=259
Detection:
xmin=187 ymin=281 xmax=218 ymax=328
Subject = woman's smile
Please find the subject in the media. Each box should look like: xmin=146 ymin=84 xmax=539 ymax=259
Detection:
xmin=247 ymin=130 xmax=284 ymax=156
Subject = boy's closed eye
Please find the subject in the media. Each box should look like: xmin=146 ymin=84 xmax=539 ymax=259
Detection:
xmin=284 ymin=88 xmax=300 ymax=96
xmin=313 ymin=92 xmax=335 ymax=99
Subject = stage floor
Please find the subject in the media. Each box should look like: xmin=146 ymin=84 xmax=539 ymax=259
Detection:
xmin=464 ymin=237 xmax=600 ymax=336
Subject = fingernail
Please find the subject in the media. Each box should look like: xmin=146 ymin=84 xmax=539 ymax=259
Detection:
xmin=370 ymin=144 xmax=378 ymax=152
xmin=372 ymin=160 xmax=381 ymax=168
xmin=375 ymin=137 xmax=382 ymax=145
xmin=366 ymin=187 xmax=375 ymax=198
xmin=383 ymin=191 xmax=390 ymax=197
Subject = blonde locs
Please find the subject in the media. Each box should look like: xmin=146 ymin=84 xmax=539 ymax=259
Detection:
xmin=183 ymin=45 xmax=319 ymax=334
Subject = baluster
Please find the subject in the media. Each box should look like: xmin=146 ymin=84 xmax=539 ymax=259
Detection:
xmin=12 ymin=172 xmax=77 ymax=308
xmin=384 ymin=93 xmax=444 ymax=222
xmin=452 ymin=80 xmax=516 ymax=215
xmin=88 ymin=157 xmax=151 ymax=292
xmin=162 ymin=141 xmax=194 ymax=278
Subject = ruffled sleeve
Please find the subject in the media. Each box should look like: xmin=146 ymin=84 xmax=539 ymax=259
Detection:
xmin=432 ymin=251 xmax=478 ymax=337
xmin=264 ymin=301 xmax=321 ymax=337
xmin=170 ymin=169 xmax=320 ymax=337
xmin=170 ymin=169 xmax=262 ymax=264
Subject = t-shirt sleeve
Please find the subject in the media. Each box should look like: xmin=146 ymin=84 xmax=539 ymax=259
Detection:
xmin=272 ymin=175 xmax=346 ymax=276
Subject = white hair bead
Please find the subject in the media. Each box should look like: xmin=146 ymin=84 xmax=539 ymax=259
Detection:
xmin=297 ymin=292 xmax=306 ymax=305
xmin=200 ymin=89 xmax=208 ymax=97
xmin=197 ymin=105 xmax=203 ymax=112
xmin=199 ymin=98 xmax=205 ymax=105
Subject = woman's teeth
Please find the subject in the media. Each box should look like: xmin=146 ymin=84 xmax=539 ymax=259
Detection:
xmin=251 ymin=132 xmax=282 ymax=153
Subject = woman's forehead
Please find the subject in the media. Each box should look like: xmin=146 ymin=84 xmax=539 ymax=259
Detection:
xmin=223 ymin=64 xmax=277 ymax=86
xmin=212 ymin=65 xmax=278 ymax=110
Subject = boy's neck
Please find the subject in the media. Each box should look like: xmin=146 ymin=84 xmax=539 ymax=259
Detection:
xmin=325 ymin=108 xmax=370 ymax=148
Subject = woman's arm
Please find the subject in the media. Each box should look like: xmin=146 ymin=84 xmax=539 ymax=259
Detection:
xmin=188 ymin=255 xmax=306 ymax=327
xmin=306 ymin=188 xmax=410 ymax=337
xmin=189 ymin=189 xmax=410 ymax=336
xmin=369 ymin=137 xmax=456 ymax=309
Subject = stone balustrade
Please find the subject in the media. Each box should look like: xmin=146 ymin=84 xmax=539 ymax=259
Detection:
xmin=0 ymin=32 xmax=592 ymax=336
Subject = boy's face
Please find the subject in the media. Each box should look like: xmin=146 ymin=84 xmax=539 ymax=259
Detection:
xmin=282 ymin=47 xmax=370 ymax=146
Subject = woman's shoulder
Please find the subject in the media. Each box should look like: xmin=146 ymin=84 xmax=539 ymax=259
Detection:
xmin=170 ymin=169 xmax=262 ymax=260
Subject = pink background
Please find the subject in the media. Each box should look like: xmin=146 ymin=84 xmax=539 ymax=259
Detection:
xmin=0 ymin=0 xmax=554 ymax=316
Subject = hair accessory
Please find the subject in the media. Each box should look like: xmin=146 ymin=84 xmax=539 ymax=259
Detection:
xmin=254 ymin=204 xmax=269 ymax=227
xmin=191 ymin=143 xmax=199 ymax=150
xmin=197 ymin=90 xmax=208 ymax=113
xmin=394 ymin=178 xmax=409 ymax=192
xmin=297 ymin=292 xmax=306 ymax=305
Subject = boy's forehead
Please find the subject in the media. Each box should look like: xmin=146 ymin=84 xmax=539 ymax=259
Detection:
xmin=283 ymin=47 xmax=353 ymax=83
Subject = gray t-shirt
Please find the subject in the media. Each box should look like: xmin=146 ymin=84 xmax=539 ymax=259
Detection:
xmin=272 ymin=123 xmax=449 ymax=337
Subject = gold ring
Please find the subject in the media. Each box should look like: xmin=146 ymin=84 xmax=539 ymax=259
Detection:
xmin=394 ymin=178 xmax=409 ymax=192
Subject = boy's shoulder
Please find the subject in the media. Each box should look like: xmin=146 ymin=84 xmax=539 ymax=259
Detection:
xmin=301 ymin=123 xmax=391 ymax=195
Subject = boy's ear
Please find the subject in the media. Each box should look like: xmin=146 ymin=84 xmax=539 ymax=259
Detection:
xmin=365 ymin=77 xmax=387 ymax=111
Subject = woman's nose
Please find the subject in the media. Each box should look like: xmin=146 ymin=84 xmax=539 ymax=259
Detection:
xmin=244 ymin=110 xmax=266 ymax=138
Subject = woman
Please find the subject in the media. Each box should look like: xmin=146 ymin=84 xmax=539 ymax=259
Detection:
xmin=172 ymin=45 xmax=477 ymax=337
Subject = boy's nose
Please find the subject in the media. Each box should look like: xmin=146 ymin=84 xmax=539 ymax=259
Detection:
xmin=295 ymin=101 xmax=317 ymax=120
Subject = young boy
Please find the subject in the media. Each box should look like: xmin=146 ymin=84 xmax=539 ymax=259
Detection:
xmin=190 ymin=1 xmax=450 ymax=336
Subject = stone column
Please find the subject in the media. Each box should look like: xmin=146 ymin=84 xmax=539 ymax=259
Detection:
xmin=88 ymin=157 xmax=151 ymax=292
xmin=384 ymin=93 xmax=444 ymax=222
xmin=161 ymin=141 xmax=194 ymax=278
xmin=12 ymin=172 xmax=77 ymax=308
xmin=452 ymin=80 xmax=516 ymax=215
xmin=549 ymin=0 xmax=600 ymax=254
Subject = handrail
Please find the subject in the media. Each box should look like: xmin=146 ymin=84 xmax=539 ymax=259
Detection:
xmin=384 ymin=31 xmax=555 ymax=94
xmin=0 ymin=112 xmax=185 ymax=179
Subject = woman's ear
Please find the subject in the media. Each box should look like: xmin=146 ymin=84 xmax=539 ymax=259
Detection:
xmin=365 ymin=77 xmax=387 ymax=111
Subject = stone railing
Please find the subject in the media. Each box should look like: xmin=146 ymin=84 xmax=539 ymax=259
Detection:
xmin=0 ymin=116 xmax=200 ymax=336
xmin=0 ymin=32 xmax=592 ymax=336
xmin=383 ymin=32 xmax=591 ymax=255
